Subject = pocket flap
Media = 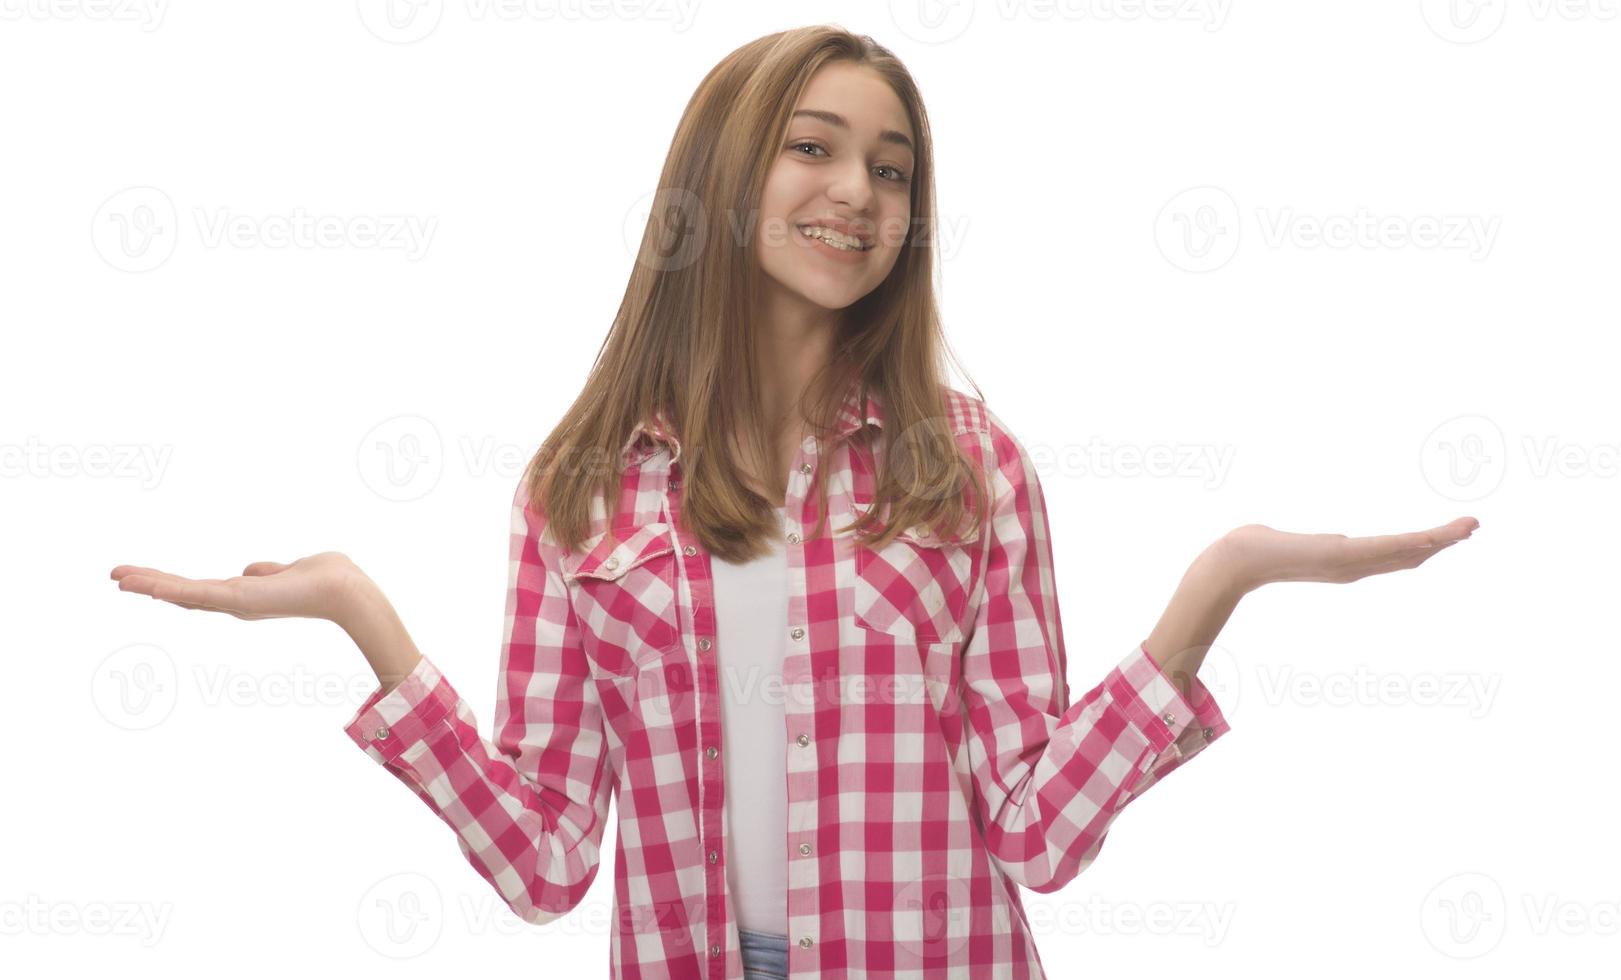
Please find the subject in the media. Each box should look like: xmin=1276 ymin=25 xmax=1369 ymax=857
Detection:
xmin=562 ymin=522 xmax=676 ymax=583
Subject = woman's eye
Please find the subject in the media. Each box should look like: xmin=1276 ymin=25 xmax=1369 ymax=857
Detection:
xmin=790 ymin=141 xmax=911 ymax=184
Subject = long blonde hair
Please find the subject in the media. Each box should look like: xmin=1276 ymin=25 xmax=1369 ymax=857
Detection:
xmin=523 ymin=25 xmax=988 ymax=563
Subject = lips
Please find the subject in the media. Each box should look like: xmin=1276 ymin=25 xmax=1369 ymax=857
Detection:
xmin=796 ymin=218 xmax=873 ymax=250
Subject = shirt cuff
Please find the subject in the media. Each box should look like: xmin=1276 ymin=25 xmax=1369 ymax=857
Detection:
xmin=342 ymin=655 xmax=459 ymax=765
xmin=1104 ymin=642 xmax=1230 ymax=756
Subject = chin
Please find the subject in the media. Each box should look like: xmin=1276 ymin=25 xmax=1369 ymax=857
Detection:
xmin=798 ymin=287 xmax=867 ymax=311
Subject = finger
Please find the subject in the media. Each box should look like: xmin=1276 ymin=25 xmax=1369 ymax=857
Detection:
xmin=114 ymin=566 xmax=224 ymax=588
xmin=1344 ymin=547 xmax=1435 ymax=582
xmin=144 ymin=576 xmax=244 ymax=613
xmin=1345 ymin=530 xmax=1434 ymax=563
xmin=116 ymin=570 xmax=226 ymax=597
xmin=1426 ymin=517 xmax=1478 ymax=544
xmin=117 ymin=575 xmax=218 ymax=609
xmin=112 ymin=564 xmax=185 ymax=583
xmin=1335 ymin=533 xmax=1450 ymax=580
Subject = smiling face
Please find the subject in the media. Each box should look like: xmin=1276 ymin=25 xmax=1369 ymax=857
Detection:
xmin=754 ymin=60 xmax=916 ymax=317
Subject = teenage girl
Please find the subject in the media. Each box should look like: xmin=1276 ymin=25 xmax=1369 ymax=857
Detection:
xmin=111 ymin=26 xmax=1478 ymax=980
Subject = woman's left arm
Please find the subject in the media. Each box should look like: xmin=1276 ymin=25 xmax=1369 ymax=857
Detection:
xmin=959 ymin=409 xmax=1478 ymax=893
xmin=1146 ymin=518 xmax=1481 ymax=700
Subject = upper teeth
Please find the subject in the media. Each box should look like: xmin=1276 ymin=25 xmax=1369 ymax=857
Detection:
xmin=800 ymin=225 xmax=867 ymax=250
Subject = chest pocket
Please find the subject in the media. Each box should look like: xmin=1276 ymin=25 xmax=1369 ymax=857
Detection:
xmin=853 ymin=523 xmax=977 ymax=645
xmin=561 ymin=521 xmax=682 ymax=672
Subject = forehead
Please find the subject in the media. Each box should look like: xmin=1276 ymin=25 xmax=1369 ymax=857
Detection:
xmin=794 ymin=62 xmax=913 ymax=146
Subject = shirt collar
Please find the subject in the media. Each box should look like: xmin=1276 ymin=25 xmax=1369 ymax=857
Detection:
xmin=618 ymin=377 xmax=884 ymax=468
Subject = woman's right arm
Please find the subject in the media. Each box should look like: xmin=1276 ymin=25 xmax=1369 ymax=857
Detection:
xmin=112 ymin=478 xmax=614 ymax=926
xmin=337 ymin=480 xmax=614 ymax=925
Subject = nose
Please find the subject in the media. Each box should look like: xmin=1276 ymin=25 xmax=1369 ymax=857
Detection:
xmin=825 ymin=158 xmax=877 ymax=216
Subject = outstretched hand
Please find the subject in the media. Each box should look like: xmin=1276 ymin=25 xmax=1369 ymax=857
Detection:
xmin=110 ymin=551 xmax=366 ymax=627
xmin=1216 ymin=516 xmax=1480 ymax=593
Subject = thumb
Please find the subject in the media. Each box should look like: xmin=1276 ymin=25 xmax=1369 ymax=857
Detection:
xmin=242 ymin=561 xmax=291 ymax=577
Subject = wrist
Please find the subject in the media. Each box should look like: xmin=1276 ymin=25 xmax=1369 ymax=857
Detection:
xmin=329 ymin=565 xmax=386 ymax=632
xmin=1201 ymin=534 xmax=1263 ymax=598
xmin=334 ymin=577 xmax=422 ymax=690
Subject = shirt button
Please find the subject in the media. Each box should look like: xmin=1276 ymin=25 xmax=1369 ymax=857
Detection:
xmin=706 ymin=745 xmax=719 ymax=759
xmin=1203 ymin=726 xmax=1215 ymax=740
xmin=787 ymin=531 xmax=801 ymax=545
xmin=373 ymin=726 xmax=389 ymax=740
xmin=1161 ymin=711 xmax=1176 ymax=726
xmin=800 ymin=462 xmax=813 ymax=475
xmin=603 ymin=555 xmax=619 ymax=571
xmin=697 ymin=637 xmax=712 ymax=652
xmin=798 ymin=843 xmax=812 ymax=856
xmin=796 ymin=733 xmax=810 ymax=747
xmin=710 ymin=943 xmax=721 ymax=957
xmin=799 ymin=936 xmax=814 ymax=949
xmin=683 ymin=544 xmax=697 ymax=556
xmin=708 ymin=849 xmax=718 ymax=863
xmin=790 ymin=627 xmax=805 ymax=640
xmin=670 ymin=480 xmax=681 ymax=491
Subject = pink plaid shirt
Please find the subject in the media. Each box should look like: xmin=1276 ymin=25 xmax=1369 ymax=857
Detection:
xmin=344 ymin=382 xmax=1230 ymax=979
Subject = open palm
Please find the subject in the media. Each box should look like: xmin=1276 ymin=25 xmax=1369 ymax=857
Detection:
xmin=110 ymin=551 xmax=361 ymax=624
xmin=1218 ymin=516 xmax=1479 ymax=591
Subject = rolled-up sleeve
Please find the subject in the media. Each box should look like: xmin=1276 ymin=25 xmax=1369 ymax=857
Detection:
xmin=342 ymin=477 xmax=614 ymax=924
xmin=959 ymin=411 xmax=1230 ymax=893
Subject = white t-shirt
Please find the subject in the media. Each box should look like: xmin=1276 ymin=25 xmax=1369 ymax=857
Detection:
xmin=710 ymin=505 xmax=790 ymax=936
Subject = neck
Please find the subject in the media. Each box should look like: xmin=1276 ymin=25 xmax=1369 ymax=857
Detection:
xmin=754 ymin=302 xmax=838 ymax=436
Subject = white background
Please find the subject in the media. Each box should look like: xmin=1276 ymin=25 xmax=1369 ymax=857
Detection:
xmin=4 ymin=0 xmax=1617 ymax=976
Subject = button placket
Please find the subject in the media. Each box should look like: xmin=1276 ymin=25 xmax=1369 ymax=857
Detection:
xmin=665 ymin=462 xmax=730 ymax=974
xmin=783 ymin=453 xmax=818 ymax=964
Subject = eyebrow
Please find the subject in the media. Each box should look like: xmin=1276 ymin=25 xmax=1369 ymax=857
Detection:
xmin=791 ymin=109 xmax=914 ymax=154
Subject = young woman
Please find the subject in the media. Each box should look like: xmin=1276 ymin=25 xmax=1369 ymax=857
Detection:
xmin=110 ymin=26 xmax=1478 ymax=980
